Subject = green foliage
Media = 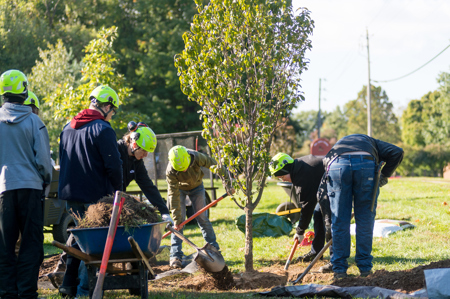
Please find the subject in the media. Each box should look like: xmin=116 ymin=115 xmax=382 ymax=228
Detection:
xmin=332 ymin=85 xmax=401 ymax=143
xmin=396 ymin=143 xmax=450 ymax=177
xmin=175 ymin=0 xmax=313 ymax=270
xmin=28 ymin=40 xmax=80 ymax=152
xmin=1 ymin=0 xmax=203 ymax=134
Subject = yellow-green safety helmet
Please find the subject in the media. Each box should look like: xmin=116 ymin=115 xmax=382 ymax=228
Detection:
xmin=169 ymin=145 xmax=191 ymax=171
xmin=0 ymin=69 xmax=28 ymax=98
xmin=24 ymin=91 xmax=40 ymax=109
xmin=269 ymin=153 xmax=294 ymax=176
xmin=132 ymin=126 xmax=157 ymax=152
xmin=89 ymin=85 xmax=120 ymax=108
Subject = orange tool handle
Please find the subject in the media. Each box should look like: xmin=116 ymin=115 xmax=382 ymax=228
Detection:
xmin=162 ymin=192 xmax=228 ymax=239
xmin=92 ymin=191 xmax=125 ymax=299
xmin=284 ymin=238 xmax=299 ymax=270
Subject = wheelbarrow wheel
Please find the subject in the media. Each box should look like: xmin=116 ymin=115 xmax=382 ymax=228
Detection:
xmin=276 ymin=202 xmax=300 ymax=224
xmin=128 ymin=288 xmax=140 ymax=296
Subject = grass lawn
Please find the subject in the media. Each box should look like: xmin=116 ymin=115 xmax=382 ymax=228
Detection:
xmin=40 ymin=177 xmax=450 ymax=298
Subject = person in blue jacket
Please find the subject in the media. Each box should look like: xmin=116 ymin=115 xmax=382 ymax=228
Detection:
xmin=0 ymin=70 xmax=53 ymax=299
xmin=58 ymin=85 xmax=123 ymax=298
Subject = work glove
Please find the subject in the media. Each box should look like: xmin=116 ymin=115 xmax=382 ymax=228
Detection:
xmin=325 ymin=225 xmax=332 ymax=242
xmin=162 ymin=214 xmax=174 ymax=226
xmin=294 ymin=233 xmax=304 ymax=243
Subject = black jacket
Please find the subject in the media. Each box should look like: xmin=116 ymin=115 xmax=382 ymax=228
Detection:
xmin=117 ymin=139 xmax=169 ymax=215
xmin=290 ymin=155 xmax=325 ymax=235
xmin=319 ymin=134 xmax=404 ymax=226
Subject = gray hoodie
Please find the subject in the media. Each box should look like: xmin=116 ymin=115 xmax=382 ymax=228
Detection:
xmin=0 ymin=102 xmax=52 ymax=193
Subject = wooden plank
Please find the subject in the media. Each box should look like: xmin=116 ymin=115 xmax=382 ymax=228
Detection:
xmin=128 ymin=237 xmax=155 ymax=278
xmin=52 ymin=240 xmax=96 ymax=263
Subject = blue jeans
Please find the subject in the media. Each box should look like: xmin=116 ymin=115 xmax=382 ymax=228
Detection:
xmin=327 ymin=155 xmax=378 ymax=274
xmin=63 ymin=201 xmax=91 ymax=297
xmin=170 ymin=183 xmax=219 ymax=259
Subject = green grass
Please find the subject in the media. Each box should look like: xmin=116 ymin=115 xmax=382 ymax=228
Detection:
xmin=40 ymin=177 xmax=450 ymax=298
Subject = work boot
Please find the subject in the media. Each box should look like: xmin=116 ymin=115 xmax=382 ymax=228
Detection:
xmin=58 ymin=286 xmax=77 ymax=299
xmin=319 ymin=262 xmax=333 ymax=273
xmin=296 ymin=251 xmax=321 ymax=263
xmin=333 ymin=272 xmax=348 ymax=280
xmin=360 ymin=270 xmax=372 ymax=277
xmin=169 ymin=258 xmax=182 ymax=269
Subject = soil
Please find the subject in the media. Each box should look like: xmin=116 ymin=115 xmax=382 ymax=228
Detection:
xmin=74 ymin=193 xmax=160 ymax=228
xmin=40 ymin=256 xmax=450 ymax=293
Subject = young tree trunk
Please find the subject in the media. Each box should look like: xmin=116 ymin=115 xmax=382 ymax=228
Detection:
xmin=244 ymin=206 xmax=254 ymax=272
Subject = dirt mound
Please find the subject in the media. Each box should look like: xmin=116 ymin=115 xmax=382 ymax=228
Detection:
xmin=39 ymin=255 xmax=60 ymax=277
xmin=332 ymin=259 xmax=450 ymax=292
xmin=203 ymin=265 xmax=235 ymax=290
xmin=74 ymin=193 xmax=160 ymax=228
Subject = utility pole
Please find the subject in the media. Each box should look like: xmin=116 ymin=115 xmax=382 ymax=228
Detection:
xmin=317 ymin=78 xmax=322 ymax=138
xmin=366 ymin=28 xmax=372 ymax=137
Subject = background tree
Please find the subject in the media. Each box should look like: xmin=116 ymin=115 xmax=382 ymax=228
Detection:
xmin=340 ymin=85 xmax=401 ymax=143
xmin=175 ymin=0 xmax=313 ymax=271
xmin=28 ymin=40 xmax=80 ymax=152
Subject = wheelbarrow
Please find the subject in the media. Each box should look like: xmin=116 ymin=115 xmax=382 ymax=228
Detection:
xmin=52 ymin=221 xmax=168 ymax=299
xmin=275 ymin=182 xmax=301 ymax=224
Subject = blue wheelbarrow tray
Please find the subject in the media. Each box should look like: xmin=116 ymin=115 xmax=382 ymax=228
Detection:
xmin=68 ymin=221 xmax=167 ymax=260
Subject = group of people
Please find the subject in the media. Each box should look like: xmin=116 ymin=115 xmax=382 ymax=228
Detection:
xmin=0 ymin=68 xmax=404 ymax=298
xmin=0 ymin=69 xmax=226 ymax=299
xmin=269 ymin=134 xmax=403 ymax=279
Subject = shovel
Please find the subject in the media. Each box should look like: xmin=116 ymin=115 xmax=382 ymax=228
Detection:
xmin=165 ymin=224 xmax=225 ymax=273
xmin=162 ymin=192 xmax=229 ymax=239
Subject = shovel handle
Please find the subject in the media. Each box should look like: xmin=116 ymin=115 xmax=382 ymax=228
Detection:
xmin=92 ymin=191 xmax=125 ymax=299
xmin=284 ymin=238 xmax=299 ymax=270
xmin=166 ymin=224 xmax=199 ymax=249
xmin=162 ymin=192 xmax=228 ymax=239
xmin=292 ymin=238 xmax=333 ymax=285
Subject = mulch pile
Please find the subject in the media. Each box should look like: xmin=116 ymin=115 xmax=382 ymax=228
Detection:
xmin=74 ymin=193 xmax=160 ymax=228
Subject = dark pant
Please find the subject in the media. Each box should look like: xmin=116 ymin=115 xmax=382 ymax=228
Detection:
xmin=0 ymin=189 xmax=44 ymax=299
xmin=311 ymin=203 xmax=333 ymax=258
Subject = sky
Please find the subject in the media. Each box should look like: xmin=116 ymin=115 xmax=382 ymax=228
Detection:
xmin=291 ymin=0 xmax=450 ymax=117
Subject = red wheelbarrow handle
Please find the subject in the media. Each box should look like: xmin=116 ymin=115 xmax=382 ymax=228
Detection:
xmin=162 ymin=192 xmax=228 ymax=239
xmin=92 ymin=191 xmax=125 ymax=299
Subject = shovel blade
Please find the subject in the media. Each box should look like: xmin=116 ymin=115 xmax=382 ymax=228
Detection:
xmin=194 ymin=243 xmax=225 ymax=273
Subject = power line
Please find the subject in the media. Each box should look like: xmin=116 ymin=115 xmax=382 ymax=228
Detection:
xmin=373 ymin=43 xmax=450 ymax=83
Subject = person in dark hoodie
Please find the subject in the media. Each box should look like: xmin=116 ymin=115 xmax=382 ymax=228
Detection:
xmin=318 ymin=134 xmax=403 ymax=279
xmin=58 ymin=85 xmax=123 ymax=298
xmin=0 ymin=69 xmax=53 ymax=299
xmin=269 ymin=153 xmax=333 ymax=272
xmin=118 ymin=121 xmax=173 ymax=224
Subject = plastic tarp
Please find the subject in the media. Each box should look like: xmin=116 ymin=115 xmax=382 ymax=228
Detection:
xmin=351 ymin=219 xmax=415 ymax=238
xmin=258 ymin=284 xmax=428 ymax=299
xmin=235 ymin=212 xmax=293 ymax=237
xmin=424 ymin=268 xmax=450 ymax=299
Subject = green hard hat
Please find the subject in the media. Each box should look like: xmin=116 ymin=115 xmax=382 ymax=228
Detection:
xmin=169 ymin=145 xmax=191 ymax=172
xmin=132 ymin=126 xmax=157 ymax=152
xmin=269 ymin=153 xmax=294 ymax=176
xmin=89 ymin=85 xmax=120 ymax=108
xmin=0 ymin=69 xmax=28 ymax=98
xmin=24 ymin=91 xmax=40 ymax=109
